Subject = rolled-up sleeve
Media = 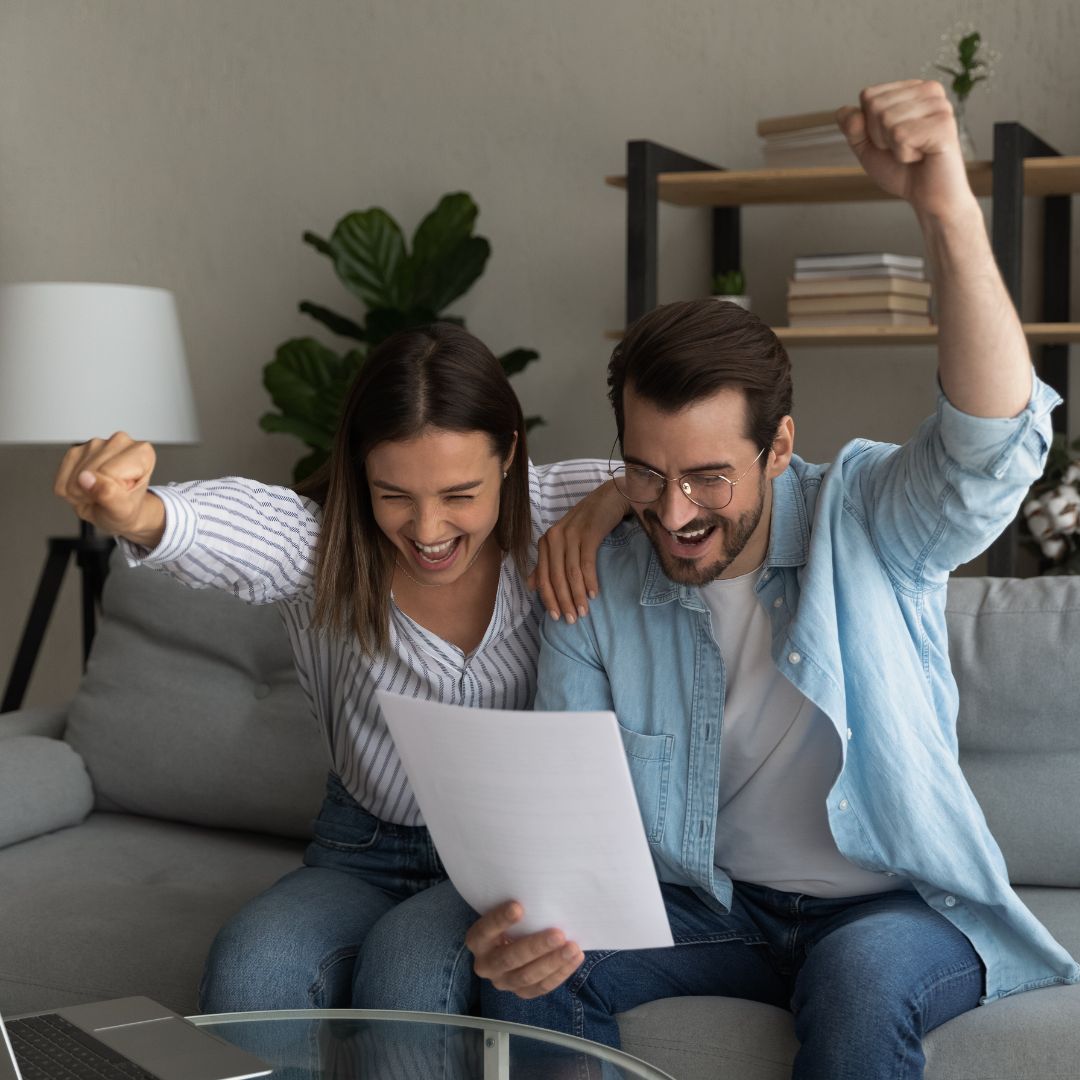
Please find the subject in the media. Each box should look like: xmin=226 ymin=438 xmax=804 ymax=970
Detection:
xmin=858 ymin=373 xmax=1061 ymax=588
xmin=118 ymin=477 xmax=320 ymax=605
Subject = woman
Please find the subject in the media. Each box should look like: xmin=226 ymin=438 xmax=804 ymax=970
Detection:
xmin=53 ymin=322 xmax=624 ymax=1014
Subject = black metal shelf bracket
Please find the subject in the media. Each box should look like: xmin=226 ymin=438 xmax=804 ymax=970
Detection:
xmin=988 ymin=122 xmax=1071 ymax=577
xmin=625 ymin=140 xmax=737 ymax=326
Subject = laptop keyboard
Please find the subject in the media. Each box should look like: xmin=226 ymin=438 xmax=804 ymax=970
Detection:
xmin=6 ymin=1013 xmax=159 ymax=1080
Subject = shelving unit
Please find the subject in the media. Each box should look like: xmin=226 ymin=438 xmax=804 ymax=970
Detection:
xmin=609 ymin=124 xmax=1078 ymax=575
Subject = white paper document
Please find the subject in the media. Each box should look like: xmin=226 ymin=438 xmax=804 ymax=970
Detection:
xmin=377 ymin=691 xmax=674 ymax=951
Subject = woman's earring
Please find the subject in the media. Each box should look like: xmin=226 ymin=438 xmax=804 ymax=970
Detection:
xmin=502 ymin=471 xmax=508 ymax=479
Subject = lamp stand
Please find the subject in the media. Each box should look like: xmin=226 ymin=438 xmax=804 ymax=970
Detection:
xmin=2 ymin=521 xmax=115 ymax=712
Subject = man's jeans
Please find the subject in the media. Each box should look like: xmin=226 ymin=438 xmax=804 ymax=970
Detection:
xmin=360 ymin=877 xmax=984 ymax=1080
xmin=199 ymin=772 xmax=461 ymax=1012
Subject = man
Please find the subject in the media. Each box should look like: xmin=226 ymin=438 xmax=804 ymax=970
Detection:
xmin=356 ymin=80 xmax=1079 ymax=1077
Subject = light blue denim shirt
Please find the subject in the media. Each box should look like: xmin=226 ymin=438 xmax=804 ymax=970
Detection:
xmin=535 ymin=374 xmax=1079 ymax=1004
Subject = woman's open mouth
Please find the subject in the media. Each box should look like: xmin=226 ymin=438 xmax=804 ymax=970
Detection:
xmin=409 ymin=535 xmax=463 ymax=571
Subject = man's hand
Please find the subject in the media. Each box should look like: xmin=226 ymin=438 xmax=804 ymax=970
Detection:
xmin=837 ymin=80 xmax=977 ymax=222
xmin=466 ymin=901 xmax=584 ymax=1000
xmin=54 ymin=432 xmax=165 ymax=546
xmin=528 ymin=479 xmax=627 ymax=624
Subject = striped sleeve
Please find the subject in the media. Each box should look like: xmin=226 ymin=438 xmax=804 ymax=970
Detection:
xmin=531 ymin=458 xmax=611 ymax=531
xmin=118 ymin=477 xmax=320 ymax=605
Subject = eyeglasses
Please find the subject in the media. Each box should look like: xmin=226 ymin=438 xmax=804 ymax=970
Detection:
xmin=608 ymin=442 xmax=767 ymax=511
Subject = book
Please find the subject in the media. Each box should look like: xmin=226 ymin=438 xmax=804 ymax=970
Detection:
xmin=788 ymin=311 xmax=932 ymax=327
xmin=794 ymin=252 xmax=925 ymax=273
xmin=756 ymin=109 xmax=839 ymax=137
xmin=793 ymin=266 xmax=926 ymax=282
xmin=787 ymin=276 xmax=933 ymax=299
xmin=787 ymin=294 xmax=931 ymax=315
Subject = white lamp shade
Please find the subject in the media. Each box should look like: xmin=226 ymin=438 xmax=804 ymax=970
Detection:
xmin=0 ymin=282 xmax=200 ymax=444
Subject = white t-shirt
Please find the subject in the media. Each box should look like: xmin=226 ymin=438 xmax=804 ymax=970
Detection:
xmin=703 ymin=567 xmax=900 ymax=898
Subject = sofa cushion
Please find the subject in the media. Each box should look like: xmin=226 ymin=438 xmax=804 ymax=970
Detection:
xmin=0 ymin=736 xmax=93 ymax=850
xmin=0 ymin=811 xmax=305 ymax=1015
xmin=946 ymin=575 xmax=1080 ymax=887
xmin=619 ymin=983 xmax=1080 ymax=1080
xmin=63 ymin=552 xmax=327 ymax=839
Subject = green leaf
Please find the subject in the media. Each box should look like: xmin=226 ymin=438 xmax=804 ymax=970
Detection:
xmin=499 ymin=348 xmax=540 ymax=377
xmin=405 ymin=193 xmax=491 ymax=312
xmin=258 ymin=412 xmax=334 ymax=450
xmin=302 ymin=231 xmax=334 ymax=258
xmin=261 ymin=337 xmax=356 ymax=448
xmin=330 ymin=209 xmax=407 ymax=309
xmin=299 ymin=301 xmax=366 ymax=342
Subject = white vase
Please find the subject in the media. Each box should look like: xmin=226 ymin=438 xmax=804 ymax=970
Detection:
xmin=952 ymin=96 xmax=977 ymax=161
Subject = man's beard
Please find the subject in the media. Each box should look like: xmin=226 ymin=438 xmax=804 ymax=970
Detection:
xmin=640 ymin=473 xmax=766 ymax=587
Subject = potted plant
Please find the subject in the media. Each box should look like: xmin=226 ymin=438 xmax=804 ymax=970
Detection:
xmin=711 ymin=269 xmax=750 ymax=311
xmin=931 ymin=25 xmax=999 ymax=160
xmin=260 ymin=192 xmax=542 ymax=482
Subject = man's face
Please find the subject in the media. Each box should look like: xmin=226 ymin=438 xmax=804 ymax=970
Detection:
xmin=620 ymin=386 xmax=772 ymax=586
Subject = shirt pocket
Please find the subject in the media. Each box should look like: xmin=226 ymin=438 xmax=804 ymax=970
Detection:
xmin=618 ymin=724 xmax=675 ymax=844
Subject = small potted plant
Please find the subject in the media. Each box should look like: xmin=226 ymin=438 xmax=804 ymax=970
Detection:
xmin=711 ymin=269 xmax=750 ymax=311
xmin=930 ymin=25 xmax=999 ymax=160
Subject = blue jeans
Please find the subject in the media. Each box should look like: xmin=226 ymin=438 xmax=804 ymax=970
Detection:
xmin=360 ymin=879 xmax=985 ymax=1080
xmin=198 ymin=773 xmax=466 ymax=1013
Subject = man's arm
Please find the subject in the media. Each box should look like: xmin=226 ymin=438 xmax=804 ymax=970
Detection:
xmin=838 ymin=79 xmax=1032 ymax=418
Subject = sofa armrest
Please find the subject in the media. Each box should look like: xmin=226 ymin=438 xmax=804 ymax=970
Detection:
xmin=0 ymin=702 xmax=69 ymax=740
xmin=0 ymin=735 xmax=93 ymax=849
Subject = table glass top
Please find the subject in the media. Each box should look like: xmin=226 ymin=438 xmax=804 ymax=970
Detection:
xmin=189 ymin=1008 xmax=675 ymax=1079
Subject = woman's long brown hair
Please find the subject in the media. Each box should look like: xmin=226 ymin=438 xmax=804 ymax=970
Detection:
xmin=297 ymin=323 xmax=530 ymax=657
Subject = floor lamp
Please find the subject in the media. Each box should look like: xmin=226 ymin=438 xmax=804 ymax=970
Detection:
xmin=0 ymin=282 xmax=200 ymax=712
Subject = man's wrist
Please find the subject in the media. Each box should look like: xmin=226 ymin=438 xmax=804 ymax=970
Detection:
xmin=915 ymin=194 xmax=984 ymax=240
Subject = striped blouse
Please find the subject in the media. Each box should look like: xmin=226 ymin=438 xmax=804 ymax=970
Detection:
xmin=123 ymin=459 xmax=609 ymax=825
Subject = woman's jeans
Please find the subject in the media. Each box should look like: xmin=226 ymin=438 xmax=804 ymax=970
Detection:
xmin=360 ymin=878 xmax=985 ymax=1080
xmin=198 ymin=772 xmax=470 ymax=1013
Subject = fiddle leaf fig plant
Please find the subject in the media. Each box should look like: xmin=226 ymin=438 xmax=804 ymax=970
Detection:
xmin=262 ymin=192 xmax=542 ymax=482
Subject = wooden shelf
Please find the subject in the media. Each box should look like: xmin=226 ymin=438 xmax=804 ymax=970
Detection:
xmin=605 ymin=157 xmax=1080 ymax=207
xmin=604 ymin=323 xmax=1080 ymax=347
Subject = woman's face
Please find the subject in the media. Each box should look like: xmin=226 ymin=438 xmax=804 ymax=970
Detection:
xmin=366 ymin=426 xmax=515 ymax=585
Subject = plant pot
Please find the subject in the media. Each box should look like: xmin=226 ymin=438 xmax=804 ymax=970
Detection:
xmin=712 ymin=294 xmax=752 ymax=311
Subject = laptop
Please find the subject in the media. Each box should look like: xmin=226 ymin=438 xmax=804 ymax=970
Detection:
xmin=0 ymin=996 xmax=271 ymax=1080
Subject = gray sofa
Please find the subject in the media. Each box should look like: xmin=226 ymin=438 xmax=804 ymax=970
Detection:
xmin=1 ymin=554 xmax=1078 ymax=1078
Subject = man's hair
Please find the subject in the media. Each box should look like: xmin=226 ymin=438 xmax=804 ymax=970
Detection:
xmin=607 ymin=299 xmax=793 ymax=452
xmin=298 ymin=322 xmax=530 ymax=657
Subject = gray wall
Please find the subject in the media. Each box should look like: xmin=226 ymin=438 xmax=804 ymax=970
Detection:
xmin=2 ymin=0 xmax=1078 ymax=707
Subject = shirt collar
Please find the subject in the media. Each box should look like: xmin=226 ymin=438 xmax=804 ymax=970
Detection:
xmin=638 ymin=464 xmax=810 ymax=607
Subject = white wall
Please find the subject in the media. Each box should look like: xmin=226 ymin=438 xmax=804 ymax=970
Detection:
xmin=2 ymin=0 xmax=1078 ymax=706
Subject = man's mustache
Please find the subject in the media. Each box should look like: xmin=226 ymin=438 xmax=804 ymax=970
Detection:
xmin=642 ymin=510 xmax=722 ymax=534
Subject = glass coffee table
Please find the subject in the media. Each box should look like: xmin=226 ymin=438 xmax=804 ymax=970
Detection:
xmin=189 ymin=1008 xmax=675 ymax=1079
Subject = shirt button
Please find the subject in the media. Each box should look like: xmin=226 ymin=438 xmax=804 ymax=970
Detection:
xmin=846 ymin=728 xmax=853 ymax=740
xmin=944 ymin=895 xmax=957 ymax=908
xmin=838 ymin=798 xmax=849 ymax=811
xmin=773 ymin=596 xmax=784 ymax=608
xmin=884 ymin=871 xmax=896 ymax=877
xmin=762 ymin=570 xmax=771 ymax=581
xmin=788 ymin=651 xmax=801 ymax=664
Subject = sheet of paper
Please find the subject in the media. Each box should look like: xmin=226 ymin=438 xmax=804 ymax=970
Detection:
xmin=377 ymin=691 xmax=674 ymax=951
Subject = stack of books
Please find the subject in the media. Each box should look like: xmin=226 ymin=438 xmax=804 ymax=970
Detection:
xmin=758 ymin=109 xmax=853 ymax=168
xmin=787 ymin=254 xmax=932 ymax=327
